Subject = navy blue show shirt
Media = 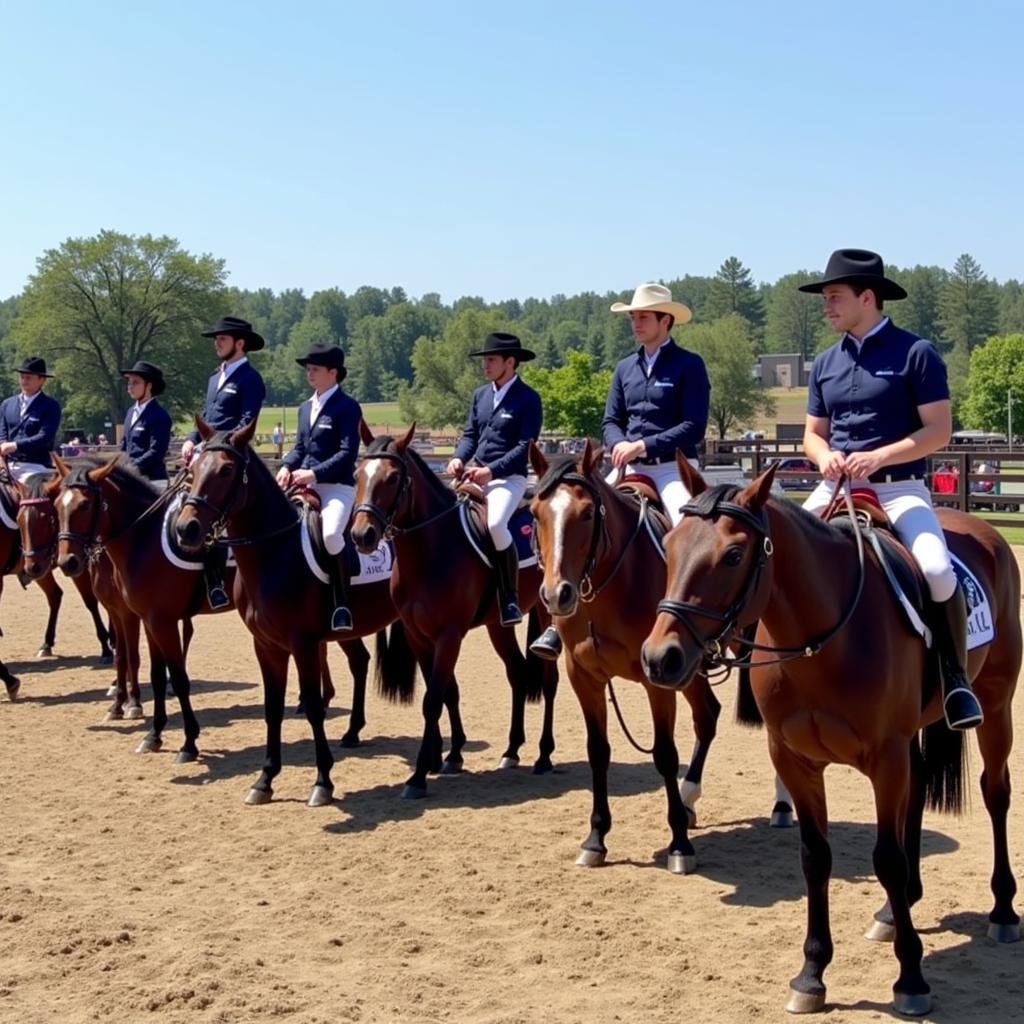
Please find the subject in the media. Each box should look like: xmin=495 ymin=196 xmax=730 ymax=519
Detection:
xmin=120 ymin=401 xmax=172 ymax=482
xmin=0 ymin=391 xmax=61 ymax=467
xmin=602 ymin=340 xmax=710 ymax=461
xmin=807 ymin=319 xmax=949 ymax=480
xmin=454 ymin=376 xmax=543 ymax=479
xmin=187 ymin=360 xmax=266 ymax=443
xmin=282 ymin=388 xmax=363 ymax=486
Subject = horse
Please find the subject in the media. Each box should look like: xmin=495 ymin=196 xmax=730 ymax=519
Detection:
xmin=0 ymin=473 xmax=113 ymax=700
xmin=172 ymin=418 xmax=417 ymax=806
xmin=349 ymin=423 xmax=559 ymax=799
xmin=527 ymin=440 xmax=789 ymax=874
xmin=641 ymin=458 xmax=1021 ymax=1015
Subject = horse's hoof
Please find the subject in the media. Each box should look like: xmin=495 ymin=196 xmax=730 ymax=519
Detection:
xmin=864 ymin=920 xmax=896 ymax=942
xmin=497 ymin=756 xmax=520 ymax=770
xmin=440 ymin=759 xmax=463 ymax=775
xmin=308 ymin=785 xmax=334 ymax=807
xmin=893 ymin=991 xmax=931 ymax=1017
xmin=245 ymin=787 xmax=272 ymax=805
xmin=4 ymin=678 xmax=21 ymax=701
xmin=174 ymin=749 xmax=198 ymax=765
xmin=785 ymin=987 xmax=826 ymax=1014
xmin=125 ymin=705 xmax=144 ymax=721
xmin=988 ymin=921 xmax=1021 ymax=943
xmin=293 ymin=703 xmax=305 ymax=716
xmin=532 ymin=760 xmax=554 ymax=775
xmin=575 ymin=848 xmax=606 ymax=868
xmin=136 ymin=736 xmax=162 ymax=754
xmin=338 ymin=735 xmax=360 ymax=749
xmin=36 ymin=645 xmax=54 ymax=658
xmin=401 ymin=783 xmax=427 ymax=800
xmin=106 ymin=684 xmax=118 ymax=698
xmin=103 ymin=709 xmax=124 ymax=722
xmin=771 ymin=805 xmax=795 ymax=828
xmin=667 ymin=852 xmax=697 ymax=875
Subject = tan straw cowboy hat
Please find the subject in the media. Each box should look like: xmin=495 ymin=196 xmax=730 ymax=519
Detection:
xmin=610 ymin=283 xmax=692 ymax=325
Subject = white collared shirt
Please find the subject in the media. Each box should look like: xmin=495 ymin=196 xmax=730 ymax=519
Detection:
xmin=129 ymin=398 xmax=152 ymax=428
xmin=641 ymin=338 xmax=672 ymax=377
xmin=491 ymin=374 xmax=518 ymax=410
xmin=218 ymin=355 xmax=248 ymax=389
xmin=844 ymin=316 xmax=890 ymax=349
xmin=310 ymin=384 xmax=338 ymax=426
xmin=19 ymin=391 xmax=39 ymax=416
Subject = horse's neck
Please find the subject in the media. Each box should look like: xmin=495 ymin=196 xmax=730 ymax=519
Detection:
xmin=403 ymin=458 xmax=452 ymax=525
xmin=228 ymin=467 xmax=298 ymax=538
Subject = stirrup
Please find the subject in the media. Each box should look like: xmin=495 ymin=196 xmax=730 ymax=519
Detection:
xmin=499 ymin=601 xmax=523 ymax=627
xmin=529 ymin=626 xmax=562 ymax=661
xmin=208 ymin=585 xmax=230 ymax=610
xmin=331 ymin=606 xmax=353 ymax=632
xmin=943 ymin=686 xmax=984 ymax=730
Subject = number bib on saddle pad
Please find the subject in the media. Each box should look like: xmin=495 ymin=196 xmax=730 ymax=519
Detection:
xmin=952 ymin=553 xmax=995 ymax=650
xmin=459 ymin=502 xmax=538 ymax=569
xmin=299 ymin=515 xmax=393 ymax=587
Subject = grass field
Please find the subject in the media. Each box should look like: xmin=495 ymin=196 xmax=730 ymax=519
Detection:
xmin=752 ymin=387 xmax=808 ymax=432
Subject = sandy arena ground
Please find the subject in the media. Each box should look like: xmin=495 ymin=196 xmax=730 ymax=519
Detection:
xmin=1 ymin=560 xmax=1022 ymax=1024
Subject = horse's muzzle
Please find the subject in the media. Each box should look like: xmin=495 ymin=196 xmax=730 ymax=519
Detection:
xmin=23 ymin=560 xmax=47 ymax=581
xmin=641 ymin=636 xmax=699 ymax=691
xmin=58 ymin=552 xmax=83 ymax=578
xmin=350 ymin=519 xmax=378 ymax=554
xmin=540 ymin=580 xmax=578 ymax=617
xmin=175 ymin=513 xmax=203 ymax=551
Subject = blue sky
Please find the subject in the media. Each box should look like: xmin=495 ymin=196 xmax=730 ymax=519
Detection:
xmin=2 ymin=1 xmax=1022 ymax=301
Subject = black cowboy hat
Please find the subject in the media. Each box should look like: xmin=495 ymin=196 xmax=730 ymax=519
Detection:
xmin=798 ymin=248 xmax=907 ymax=301
xmin=467 ymin=331 xmax=536 ymax=362
xmin=296 ymin=342 xmax=347 ymax=381
xmin=200 ymin=315 xmax=266 ymax=351
xmin=120 ymin=359 xmax=166 ymax=396
xmin=15 ymin=355 xmax=54 ymax=378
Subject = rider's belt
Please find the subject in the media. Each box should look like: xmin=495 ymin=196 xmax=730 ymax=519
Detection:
xmin=868 ymin=469 xmax=924 ymax=484
xmin=638 ymin=455 xmax=675 ymax=466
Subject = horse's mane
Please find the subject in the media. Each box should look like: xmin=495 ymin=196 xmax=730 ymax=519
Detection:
xmin=68 ymin=455 xmax=160 ymax=505
xmin=535 ymin=455 xmax=583 ymax=500
xmin=25 ymin=473 xmax=55 ymax=498
xmin=368 ymin=436 xmax=454 ymax=504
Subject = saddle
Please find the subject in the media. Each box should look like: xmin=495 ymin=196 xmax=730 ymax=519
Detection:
xmin=287 ymin=487 xmax=375 ymax=582
xmin=453 ymin=483 xmax=537 ymax=568
xmin=618 ymin=472 xmax=671 ymax=560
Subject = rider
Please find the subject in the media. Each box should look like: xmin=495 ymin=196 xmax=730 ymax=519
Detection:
xmin=119 ymin=360 xmax=172 ymax=490
xmin=445 ymin=332 xmax=542 ymax=627
xmin=800 ymin=248 xmax=983 ymax=731
xmin=180 ymin=316 xmax=267 ymax=609
xmin=531 ymin=283 xmax=710 ymax=660
xmin=276 ymin=343 xmax=361 ymax=632
xmin=0 ymin=356 xmax=62 ymax=485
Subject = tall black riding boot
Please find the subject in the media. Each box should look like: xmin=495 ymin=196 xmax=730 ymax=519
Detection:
xmin=493 ymin=543 xmax=523 ymax=626
xmin=204 ymin=548 xmax=230 ymax=610
xmin=934 ymin=586 xmax=983 ymax=730
xmin=328 ymin=554 xmax=353 ymax=632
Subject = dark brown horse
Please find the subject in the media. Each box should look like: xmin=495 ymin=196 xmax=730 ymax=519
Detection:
xmin=528 ymin=440 xmax=789 ymax=874
xmin=642 ymin=459 xmax=1021 ymax=1015
xmin=0 ymin=475 xmax=113 ymax=700
xmin=172 ymin=419 xmax=417 ymax=806
xmin=349 ymin=424 xmax=559 ymax=799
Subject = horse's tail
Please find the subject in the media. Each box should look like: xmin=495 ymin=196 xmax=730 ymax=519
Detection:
xmin=734 ymin=623 xmax=763 ymax=728
xmin=920 ymin=718 xmax=968 ymax=815
xmin=522 ymin=606 xmax=546 ymax=704
xmin=375 ymin=621 xmax=417 ymax=705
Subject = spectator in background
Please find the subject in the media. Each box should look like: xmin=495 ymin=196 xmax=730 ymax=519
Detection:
xmin=271 ymin=422 xmax=284 ymax=449
xmin=97 ymin=433 xmax=109 ymax=446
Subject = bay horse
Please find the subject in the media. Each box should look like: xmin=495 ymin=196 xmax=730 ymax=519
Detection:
xmin=172 ymin=418 xmax=417 ymax=806
xmin=528 ymin=440 xmax=787 ymax=874
xmin=350 ymin=424 xmax=559 ymax=799
xmin=0 ymin=473 xmax=113 ymax=700
xmin=642 ymin=458 xmax=1021 ymax=1015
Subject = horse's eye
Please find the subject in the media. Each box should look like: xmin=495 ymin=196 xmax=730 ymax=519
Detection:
xmin=217 ymin=463 xmax=234 ymax=477
xmin=723 ymin=546 xmax=745 ymax=567
xmin=581 ymin=506 xmax=593 ymax=522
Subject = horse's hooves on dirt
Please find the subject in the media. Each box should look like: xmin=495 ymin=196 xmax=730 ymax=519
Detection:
xmin=307 ymin=785 xmax=334 ymax=807
xmin=245 ymin=787 xmax=272 ymax=806
xmin=987 ymin=922 xmax=1021 ymax=943
xmin=106 ymin=684 xmax=118 ymax=698
xmin=864 ymin=919 xmax=896 ymax=942
xmin=532 ymin=760 xmax=554 ymax=775
xmin=99 ymin=653 xmax=113 ymax=666
xmin=338 ymin=735 xmax=360 ymax=749
xmin=136 ymin=736 xmax=162 ymax=754
xmin=770 ymin=807 xmax=795 ymax=829
xmin=4 ymin=678 xmax=21 ymax=701
xmin=36 ymin=645 xmax=54 ymax=658
xmin=785 ymin=987 xmax=826 ymax=1014
xmin=497 ymin=756 xmax=520 ymax=770
xmin=892 ymin=991 xmax=931 ymax=1017
xmin=401 ymin=783 xmax=427 ymax=800
xmin=575 ymin=848 xmax=606 ymax=868
xmin=440 ymin=759 xmax=464 ymax=775
xmin=174 ymin=749 xmax=199 ymax=765
xmin=667 ymin=852 xmax=698 ymax=875
xmin=104 ymin=709 xmax=124 ymax=722
xmin=125 ymin=705 xmax=145 ymax=721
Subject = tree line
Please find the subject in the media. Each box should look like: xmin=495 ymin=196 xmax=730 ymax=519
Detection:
xmin=1 ymin=231 xmax=1022 ymax=438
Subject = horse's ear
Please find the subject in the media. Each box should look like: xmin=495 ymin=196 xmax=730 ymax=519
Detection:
xmin=43 ymin=473 xmax=63 ymax=498
xmin=676 ymin=451 xmax=707 ymax=497
xmin=393 ymin=423 xmax=416 ymax=453
xmin=529 ymin=440 xmax=549 ymax=478
xmin=12 ymin=477 xmax=28 ymax=500
xmin=87 ymin=454 xmax=121 ymax=483
xmin=229 ymin=418 xmax=257 ymax=449
xmin=52 ymin=452 xmax=71 ymax=478
xmin=359 ymin=418 xmax=375 ymax=447
xmin=194 ymin=414 xmax=214 ymax=441
xmin=740 ymin=463 xmax=778 ymax=511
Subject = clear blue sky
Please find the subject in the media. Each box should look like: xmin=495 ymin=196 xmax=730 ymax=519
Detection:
xmin=2 ymin=1 xmax=1022 ymax=302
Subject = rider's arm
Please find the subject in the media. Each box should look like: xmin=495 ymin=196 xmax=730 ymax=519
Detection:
xmin=452 ymin=390 xmax=480 ymax=464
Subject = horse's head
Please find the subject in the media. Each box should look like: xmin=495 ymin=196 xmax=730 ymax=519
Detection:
xmin=350 ymin=423 xmax=415 ymax=553
xmin=16 ymin=475 xmax=61 ymax=580
xmin=53 ymin=454 xmax=120 ymax=578
xmin=175 ymin=417 xmax=255 ymax=552
xmin=529 ymin=439 xmax=606 ymax=617
xmin=641 ymin=457 xmax=777 ymax=690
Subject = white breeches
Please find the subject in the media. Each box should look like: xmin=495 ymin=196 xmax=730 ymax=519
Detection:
xmin=316 ymin=482 xmax=355 ymax=556
xmin=803 ymin=479 xmax=956 ymax=602
xmin=606 ymin=457 xmax=700 ymax=526
xmin=9 ymin=461 xmax=52 ymax=484
xmin=484 ymin=475 xmax=528 ymax=551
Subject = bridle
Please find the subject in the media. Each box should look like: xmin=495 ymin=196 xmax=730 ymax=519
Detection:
xmin=181 ymin=438 xmax=252 ymax=542
xmin=18 ymin=495 xmax=59 ymax=564
xmin=353 ymin=449 xmax=460 ymax=539
xmin=56 ymin=475 xmax=109 ymax=565
xmin=655 ymin=482 xmax=866 ymax=669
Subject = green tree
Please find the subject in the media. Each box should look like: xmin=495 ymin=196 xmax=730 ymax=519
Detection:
xmin=306 ymin=288 xmax=349 ymax=341
xmin=894 ymin=264 xmax=946 ymax=340
xmin=998 ymin=280 xmax=1024 ymax=334
xmin=938 ymin=253 xmax=999 ymax=354
xmin=346 ymin=303 xmax=443 ymax=402
xmin=522 ymin=349 xmax=612 ymax=438
xmin=703 ymin=258 xmax=765 ymax=330
xmin=960 ymin=334 xmax=1024 ymax=434
xmin=8 ymin=230 xmax=225 ymax=429
xmin=763 ymin=271 xmax=826 ymax=360
xmin=681 ymin=314 xmax=774 ymax=438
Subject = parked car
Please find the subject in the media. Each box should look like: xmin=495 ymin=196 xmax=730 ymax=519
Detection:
xmin=770 ymin=456 xmax=819 ymax=491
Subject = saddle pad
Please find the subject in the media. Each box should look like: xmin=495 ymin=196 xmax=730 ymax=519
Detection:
xmin=952 ymin=553 xmax=995 ymax=651
xmin=162 ymin=493 xmax=236 ymax=571
xmin=298 ymin=516 xmax=393 ymax=587
xmin=459 ymin=503 xmax=538 ymax=570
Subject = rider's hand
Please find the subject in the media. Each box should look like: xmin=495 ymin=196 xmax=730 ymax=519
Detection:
xmin=446 ymin=458 xmax=464 ymax=478
xmin=291 ymin=468 xmax=316 ymax=487
xmin=181 ymin=440 xmax=195 ymax=465
xmin=275 ymin=466 xmax=292 ymax=488
xmin=611 ymin=439 xmax=646 ymax=469
xmin=845 ymin=449 xmax=886 ymax=481
xmin=464 ymin=465 xmax=492 ymax=485
xmin=0 ymin=441 xmax=17 ymax=456
xmin=817 ymin=449 xmax=848 ymax=482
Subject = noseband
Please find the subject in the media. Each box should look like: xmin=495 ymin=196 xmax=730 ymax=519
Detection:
xmin=181 ymin=440 xmax=251 ymax=540
xmin=352 ymin=451 xmax=410 ymax=539
xmin=18 ymin=496 xmax=59 ymax=563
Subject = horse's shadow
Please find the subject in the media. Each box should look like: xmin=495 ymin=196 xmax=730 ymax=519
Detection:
xmin=3 ymin=654 xmax=110 ymax=677
xmin=20 ymin=677 xmax=255 ymax=708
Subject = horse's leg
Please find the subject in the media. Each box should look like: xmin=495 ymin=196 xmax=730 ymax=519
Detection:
xmin=337 ymin=638 xmax=369 ymax=748
xmin=567 ymin=660 xmax=612 ymax=867
xmin=137 ymin=625 xmax=166 ymax=753
xmin=870 ymin=741 xmax=930 ymax=1015
xmin=644 ymin=683 xmax=697 ymax=874
xmin=294 ymin=640 xmax=335 ymax=806
xmin=246 ymin=638 xmax=289 ymax=805
xmin=677 ymin=674 xmax=720 ymax=828
xmin=526 ymin=605 xmax=558 ymax=774
xmin=770 ymin=738 xmax=834 ymax=1015
xmin=104 ymin=610 xmax=132 ymax=722
xmin=73 ymin=575 xmax=113 ymax=663
xmin=34 ymin=571 xmax=63 ymax=656
xmin=0 ymin=578 xmax=20 ymax=698
xmin=151 ymin=619 xmax=201 ymax=763
xmin=976 ymin=701 xmax=1021 ymax=942
xmin=443 ymin=676 xmax=467 ymax=771
xmin=320 ymin=643 xmax=337 ymax=709
xmin=123 ymin=612 xmax=144 ymax=720
xmin=181 ymin=617 xmax=194 ymax=659
xmin=487 ymin=621 xmax=528 ymax=770
xmin=772 ymin=774 xmax=796 ymax=829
